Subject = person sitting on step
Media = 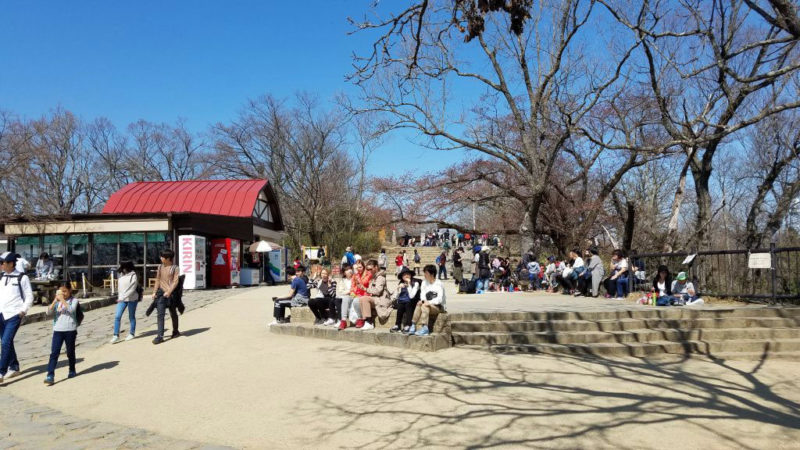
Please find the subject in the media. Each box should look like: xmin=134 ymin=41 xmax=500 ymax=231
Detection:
xmin=671 ymin=272 xmax=704 ymax=306
xmin=270 ymin=266 xmax=310 ymax=325
xmin=408 ymin=265 xmax=446 ymax=336
xmin=390 ymin=267 xmax=420 ymax=333
xmin=308 ymin=268 xmax=337 ymax=326
xmin=356 ymin=260 xmax=391 ymax=331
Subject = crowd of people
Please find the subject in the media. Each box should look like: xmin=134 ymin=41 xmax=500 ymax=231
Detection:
xmin=271 ymin=259 xmax=447 ymax=336
xmin=0 ymin=249 xmax=186 ymax=386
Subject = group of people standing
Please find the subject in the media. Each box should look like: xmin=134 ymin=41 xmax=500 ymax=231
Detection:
xmin=0 ymin=249 xmax=185 ymax=387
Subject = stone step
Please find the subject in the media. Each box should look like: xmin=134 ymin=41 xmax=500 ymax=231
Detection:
xmin=269 ymin=322 xmax=451 ymax=352
xmin=448 ymin=307 xmax=800 ymax=323
xmin=452 ymin=327 xmax=800 ymax=346
xmin=450 ymin=316 xmax=800 ymax=333
xmin=289 ymin=307 xmax=451 ymax=334
xmin=486 ymin=338 xmax=800 ymax=358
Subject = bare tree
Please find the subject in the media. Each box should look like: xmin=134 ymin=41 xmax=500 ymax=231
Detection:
xmin=600 ymin=0 xmax=800 ymax=249
xmin=352 ymin=0 xmax=644 ymax=251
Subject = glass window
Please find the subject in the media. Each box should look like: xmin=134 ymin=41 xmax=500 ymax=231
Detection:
xmin=93 ymin=233 xmax=119 ymax=266
xmin=120 ymin=233 xmax=145 ymax=265
xmin=147 ymin=232 xmax=169 ymax=264
xmin=16 ymin=236 xmax=41 ymax=267
xmin=43 ymin=235 xmax=65 ymax=275
xmin=67 ymin=235 xmax=89 ymax=266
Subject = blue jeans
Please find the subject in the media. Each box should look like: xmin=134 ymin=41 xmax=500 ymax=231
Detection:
xmin=0 ymin=313 xmax=21 ymax=376
xmin=113 ymin=301 xmax=138 ymax=336
xmin=476 ymin=278 xmax=490 ymax=292
xmin=47 ymin=330 xmax=77 ymax=377
xmin=616 ymin=276 xmax=629 ymax=298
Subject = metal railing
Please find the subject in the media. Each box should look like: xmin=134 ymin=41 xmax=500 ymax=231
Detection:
xmin=629 ymin=245 xmax=800 ymax=304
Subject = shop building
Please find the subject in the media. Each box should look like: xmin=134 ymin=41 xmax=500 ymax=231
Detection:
xmin=1 ymin=179 xmax=285 ymax=290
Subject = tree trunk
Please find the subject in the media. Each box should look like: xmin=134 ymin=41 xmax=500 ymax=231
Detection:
xmin=664 ymin=151 xmax=691 ymax=252
xmin=691 ymin=160 xmax=713 ymax=251
xmin=622 ymin=200 xmax=635 ymax=254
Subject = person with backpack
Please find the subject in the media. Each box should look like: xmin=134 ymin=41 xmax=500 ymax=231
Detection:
xmin=0 ymin=252 xmax=33 ymax=383
xmin=110 ymin=260 xmax=141 ymax=343
xmin=151 ymin=249 xmax=181 ymax=345
xmin=436 ymin=251 xmax=448 ymax=280
xmin=413 ymin=249 xmax=421 ymax=275
xmin=44 ymin=282 xmax=80 ymax=385
xmin=475 ymin=247 xmax=491 ymax=294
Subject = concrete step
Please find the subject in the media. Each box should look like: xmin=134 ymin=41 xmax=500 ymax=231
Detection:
xmin=452 ymin=327 xmax=800 ymax=346
xmin=289 ymin=307 xmax=451 ymax=335
xmin=486 ymin=338 xmax=800 ymax=358
xmin=450 ymin=317 xmax=800 ymax=333
xmin=448 ymin=307 xmax=800 ymax=323
xmin=269 ymin=322 xmax=451 ymax=352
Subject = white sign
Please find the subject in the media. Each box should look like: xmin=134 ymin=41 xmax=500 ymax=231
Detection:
xmin=748 ymin=253 xmax=772 ymax=269
xmin=180 ymin=235 xmax=206 ymax=289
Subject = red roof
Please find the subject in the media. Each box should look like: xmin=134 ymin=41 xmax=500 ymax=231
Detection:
xmin=102 ymin=179 xmax=269 ymax=217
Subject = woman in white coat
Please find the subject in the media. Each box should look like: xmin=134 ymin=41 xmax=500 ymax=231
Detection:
xmin=111 ymin=260 xmax=141 ymax=343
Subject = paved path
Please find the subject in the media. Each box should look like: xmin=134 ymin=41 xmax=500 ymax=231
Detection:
xmin=12 ymin=287 xmax=254 ymax=367
xmin=1 ymin=286 xmax=798 ymax=449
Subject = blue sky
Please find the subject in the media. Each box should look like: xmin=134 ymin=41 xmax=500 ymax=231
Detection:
xmin=0 ymin=0 xmax=464 ymax=176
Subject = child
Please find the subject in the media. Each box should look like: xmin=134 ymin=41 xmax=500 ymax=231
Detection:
xmin=390 ymin=267 xmax=420 ymax=333
xmin=270 ymin=266 xmax=310 ymax=325
xmin=45 ymin=282 xmax=79 ymax=385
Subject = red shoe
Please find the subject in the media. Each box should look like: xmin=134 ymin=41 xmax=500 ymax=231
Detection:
xmin=338 ymin=320 xmax=347 ymax=330
xmin=355 ymin=319 xmax=365 ymax=328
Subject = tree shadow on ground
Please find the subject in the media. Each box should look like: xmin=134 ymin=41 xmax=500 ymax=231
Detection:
xmin=297 ymin=347 xmax=800 ymax=449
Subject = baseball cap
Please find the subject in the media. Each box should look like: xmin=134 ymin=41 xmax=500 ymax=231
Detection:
xmin=0 ymin=252 xmax=19 ymax=263
xmin=676 ymin=272 xmax=687 ymax=281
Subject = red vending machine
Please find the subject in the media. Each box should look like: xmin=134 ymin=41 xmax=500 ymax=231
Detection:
xmin=211 ymin=238 xmax=241 ymax=287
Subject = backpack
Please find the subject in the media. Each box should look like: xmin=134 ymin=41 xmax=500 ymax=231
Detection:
xmin=0 ymin=272 xmax=27 ymax=300
xmin=435 ymin=255 xmax=441 ymax=265
xmin=76 ymin=302 xmax=84 ymax=326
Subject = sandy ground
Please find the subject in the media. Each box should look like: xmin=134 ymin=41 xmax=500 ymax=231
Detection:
xmin=3 ymin=286 xmax=800 ymax=449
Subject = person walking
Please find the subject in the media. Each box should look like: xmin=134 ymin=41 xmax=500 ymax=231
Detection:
xmin=151 ymin=249 xmax=180 ymax=344
xmin=0 ymin=252 xmax=33 ymax=383
xmin=44 ymin=282 xmax=80 ymax=385
xmin=110 ymin=261 xmax=140 ymax=343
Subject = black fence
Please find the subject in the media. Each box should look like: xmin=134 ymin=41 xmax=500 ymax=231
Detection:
xmin=629 ymin=245 xmax=800 ymax=304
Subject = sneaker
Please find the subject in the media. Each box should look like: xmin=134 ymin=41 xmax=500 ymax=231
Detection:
xmin=44 ymin=376 xmax=54 ymax=386
xmin=407 ymin=324 xmax=416 ymax=335
xmin=68 ymin=371 xmax=77 ymax=379
xmin=171 ymin=331 xmax=181 ymax=339
xmin=5 ymin=369 xmax=19 ymax=379
xmin=355 ymin=319 xmax=365 ymax=329
xmin=314 ymin=319 xmax=324 ymax=326
xmin=338 ymin=320 xmax=347 ymax=331
xmin=110 ymin=335 xmax=119 ymax=344
xmin=389 ymin=325 xmax=401 ymax=333
xmin=361 ymin=321 xmax=374 ymax=331
xmin=402 ymin=326 xmax=411 ymax=334
xmin=268 ymin=320 xmax=279 ymax=326
xmin=415 ymin=326 xmax=430 ymax=336
xmin=152 ymin=337 xmax=164 ymax=345
xmin=125 ymin=334 xmax=135 ymax=341
xmin=324 ymin=318 xmax=335 ymax=326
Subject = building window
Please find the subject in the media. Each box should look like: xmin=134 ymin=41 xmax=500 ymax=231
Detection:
xmin=67 ymin=234 xmax=89 ymax=267
xmin=43 ymin=235 xmax=66 ymax=276
xmin=93 ymin=233 xmax=119 ymax=266
xmin=16 ymin=236 xmax=41 ymax=268
xmin=120 ymin=233 xmax=145 ymax=265
xmin=146 ymin=232 xmax=169 ymax=264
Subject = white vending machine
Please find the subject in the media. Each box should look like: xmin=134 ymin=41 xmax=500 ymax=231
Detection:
xmin=179 ymin=234 xmax=207 ymax=289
